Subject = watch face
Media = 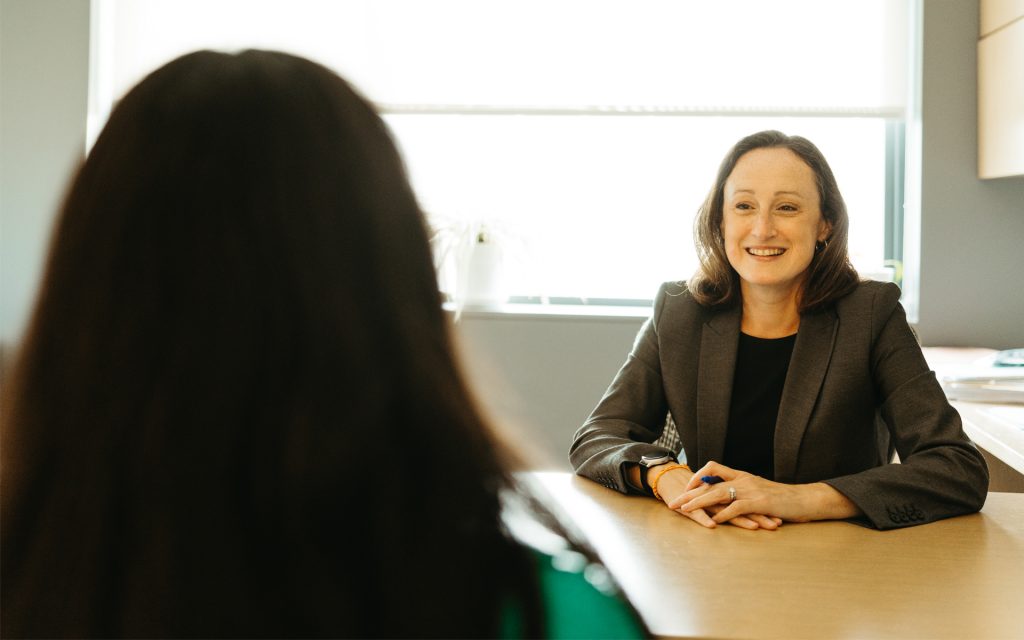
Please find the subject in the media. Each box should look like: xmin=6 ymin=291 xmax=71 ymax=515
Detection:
xmin=641 ymin=454 xmax=672 ymax=467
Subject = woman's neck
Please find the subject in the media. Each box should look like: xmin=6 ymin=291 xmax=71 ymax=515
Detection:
xmin=740 ymin=286 xmax=801 ymax=338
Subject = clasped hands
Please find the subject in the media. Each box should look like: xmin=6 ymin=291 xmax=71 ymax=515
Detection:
xmin=654 ymin=460 xmax=854 ymax=530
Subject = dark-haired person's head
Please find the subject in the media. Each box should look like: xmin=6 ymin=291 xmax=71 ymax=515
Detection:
xmin=1 ymin=49 xmax=538 ymax=638
xmin=689 ymin=129 xmax=859 ymax=311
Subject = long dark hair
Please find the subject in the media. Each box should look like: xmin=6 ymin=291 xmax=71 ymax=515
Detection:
xmin=1 ymin=50 xmax=542 ymax=638
xmin=688 ymin=130 xmax=859 ymax=312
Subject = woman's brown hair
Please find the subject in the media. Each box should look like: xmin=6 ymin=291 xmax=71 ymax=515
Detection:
xmin=1 ymin=50 xmax=546 ymax=638
xmin=688 ymin=130 xmax=859 ymax=312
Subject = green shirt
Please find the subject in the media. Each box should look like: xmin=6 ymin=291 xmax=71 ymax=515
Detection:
xmin=501 ymin=548 xmax=647 ymax=639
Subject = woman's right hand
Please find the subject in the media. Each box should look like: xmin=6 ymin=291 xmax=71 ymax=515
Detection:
xmin=650 ymin=465 xmax=781 ymax=530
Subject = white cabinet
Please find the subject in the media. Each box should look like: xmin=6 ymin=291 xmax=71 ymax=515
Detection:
xmin=978 ymin=0 xmax=1024 ymax=178
xmin=980 ymin=0 xmax=1024 ymax=36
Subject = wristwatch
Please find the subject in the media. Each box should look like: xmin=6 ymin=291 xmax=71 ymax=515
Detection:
xmin=639 ymin=453 xmax=676 ymax=495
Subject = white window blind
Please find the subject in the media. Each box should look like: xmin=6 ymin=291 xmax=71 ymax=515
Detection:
xmin=96 ymin=0 xmax=909 ymax=115
xmin=92 ymin=0 xmax=911 ymax=302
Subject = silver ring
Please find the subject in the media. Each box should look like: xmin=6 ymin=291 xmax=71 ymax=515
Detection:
xmin=728 ymin=486 xmax=737 ymax=502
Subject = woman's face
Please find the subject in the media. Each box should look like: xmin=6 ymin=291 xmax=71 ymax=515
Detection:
xmin=721 ymin=147 xmax=830 ymax=301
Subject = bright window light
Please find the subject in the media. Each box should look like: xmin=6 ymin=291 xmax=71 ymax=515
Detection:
xmin=387 ymin=115 xmax=887 ymax=301
xmin=92 ymin=0 xmax=910 ymax=304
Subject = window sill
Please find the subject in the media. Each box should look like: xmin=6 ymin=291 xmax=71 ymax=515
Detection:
xmin=443 ymin=301 xmax=652 ymax=322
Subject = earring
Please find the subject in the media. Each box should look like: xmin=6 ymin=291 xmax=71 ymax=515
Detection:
xmin=815 ymin=239 xmax=830 ymax=253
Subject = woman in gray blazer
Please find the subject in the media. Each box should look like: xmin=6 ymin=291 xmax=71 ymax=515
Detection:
xmin=569 ymin=130 xmax=988 ymax=531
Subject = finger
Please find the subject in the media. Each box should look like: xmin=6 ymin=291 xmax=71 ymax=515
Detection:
xmin=725 ymin=515 xmax=760 ymax=530
xmin=711 ymin=502 xmax=748 ymax=524
xmin=683 ymin=460 xmax=729 ymax=491
xmin=675 ymin=487 xmax=733 ymax=513
xmin=679 ymin=507 xmax=717 ymax=528
xmin=683 ymin=465 xmax=713 ymax=491
xmin=667 ymin=484 xmax=711 ymax=510
xmin=747 ymin=514 xmax=781 ymax=530
xmin=705 ymin=503 xmax=778 ymax=529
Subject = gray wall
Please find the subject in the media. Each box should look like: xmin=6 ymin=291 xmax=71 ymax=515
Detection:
xmin=454 ymin=311 xmax=646 ymax=469
xmin=915 ymin=0 xmax=1024 ymax=348
xmin=0 ymin=0 xmax=91 ymax=350
xmin=0 ymin=0 xmax=1021 ymax=468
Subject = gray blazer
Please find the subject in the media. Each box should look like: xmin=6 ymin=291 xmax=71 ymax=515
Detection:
xmin=569 ymin=280 xmax=989 ymax=530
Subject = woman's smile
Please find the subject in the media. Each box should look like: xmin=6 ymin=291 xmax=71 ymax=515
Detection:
xmin=746 ymin=246 xmax=786 ymax=257
xmin=721 ymin=147 xmax=830 ymax=300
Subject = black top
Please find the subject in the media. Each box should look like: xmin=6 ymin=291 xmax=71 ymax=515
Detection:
xmin=723 ymin=332 xmax=797 ymax=480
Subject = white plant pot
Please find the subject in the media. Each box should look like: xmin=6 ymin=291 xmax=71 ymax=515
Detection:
xmin=463 ymin=242 xmax=508 ymax=305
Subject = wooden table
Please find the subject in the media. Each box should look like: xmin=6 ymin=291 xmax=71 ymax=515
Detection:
xmin=528 ymin=472 xmax=1024 ymax=640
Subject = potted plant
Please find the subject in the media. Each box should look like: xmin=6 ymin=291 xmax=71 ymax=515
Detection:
xmin=428 ymin=215 xmax=512 ymax=313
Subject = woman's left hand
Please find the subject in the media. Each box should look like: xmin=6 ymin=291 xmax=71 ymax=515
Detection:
xmin=667 ymin=460 xmax=861 ymax=525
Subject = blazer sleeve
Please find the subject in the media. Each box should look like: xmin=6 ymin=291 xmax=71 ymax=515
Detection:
xmin=568 ymin=283 xmax=679 ymax=494
xmin=823 ymin=282 xmax=989 ymax=529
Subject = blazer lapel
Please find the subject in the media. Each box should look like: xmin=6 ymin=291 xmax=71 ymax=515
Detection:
xmin=774 ymin=309 xmax=838 ymax=482
xmin=696 ymin=306 xmax=740 ymax=467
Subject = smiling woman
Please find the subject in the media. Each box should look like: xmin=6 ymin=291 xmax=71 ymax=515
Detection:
xmin=721 ymin=147 xmax=832 ymax=337
xmin=720 ymin=146 xmax=831 ymax=331
xmin=569 ymin=130 xmax=988 ymax=532
xmin=690 ymin=132 xmax=859 ymax=316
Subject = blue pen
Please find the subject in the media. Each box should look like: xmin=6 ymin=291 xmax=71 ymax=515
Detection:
xmin=701 ymin=475 xmax=725 ymax=485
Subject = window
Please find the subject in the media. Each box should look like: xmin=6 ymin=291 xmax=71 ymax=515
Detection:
xmin=92 ymin=0 xmax=912 ymax=304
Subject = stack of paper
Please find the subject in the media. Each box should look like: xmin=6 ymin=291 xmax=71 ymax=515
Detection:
xmin=937 ymin=350 xmax=1024 ymax=404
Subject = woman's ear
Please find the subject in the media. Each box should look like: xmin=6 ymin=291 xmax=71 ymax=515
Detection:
xmin=817 ymin=219 xmax=832 ymax=242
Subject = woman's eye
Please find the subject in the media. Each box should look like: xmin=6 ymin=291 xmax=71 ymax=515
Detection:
xmin=777 ymin=204 xmax=798 ymax=213
xmin=735 ymin=203 xmax=753 ymax=211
